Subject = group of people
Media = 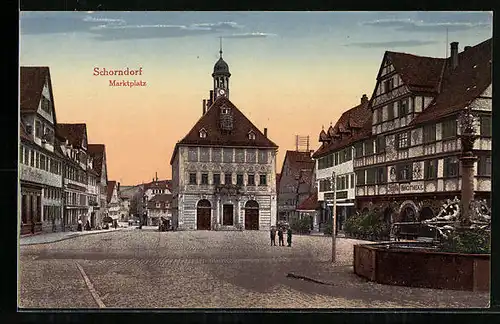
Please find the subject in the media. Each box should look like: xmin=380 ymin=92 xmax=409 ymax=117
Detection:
xmin=270 ymin=226 xmax=292 ymax=247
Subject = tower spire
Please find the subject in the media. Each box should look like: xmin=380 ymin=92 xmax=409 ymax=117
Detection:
xmin=219 ymin=36 xmax=223 ymax=58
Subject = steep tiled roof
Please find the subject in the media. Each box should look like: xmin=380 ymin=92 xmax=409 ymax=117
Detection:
xmin=56 ymin=123 xmax=87 ymax=149
xmin=107 ymin=180 xmax=116 ymax=203
xmin=282 ymin=151 xmax=315 ymax=172
xmin=147 ymin=194 xmax=173 ymax=209
xmin=411 ymin=38 xmax=492 ymax=125
xmin=87 ymin=144 xmax=106 ymax=177
xmin=387 ymin=52 xmax=446 ymax=93
xmin=20 ymin=66 xmax=50 ymax=112
xmin=312 ymin=99 xmax=372 ymax=158
xmin=170 ymin=96 xmax=278 ymax=164
xmin=296 ymin=192 xmax=319 ymax=211
xmin=144 ymin=180 xmax=171 ymax=191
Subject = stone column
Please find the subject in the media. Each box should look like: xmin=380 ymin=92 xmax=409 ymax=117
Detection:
xmin=460 ymin=154 xmax=477 ymax=227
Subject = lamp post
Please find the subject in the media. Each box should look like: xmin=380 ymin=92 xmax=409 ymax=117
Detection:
xmin=331 ymin=171 xmax=336 ymax=263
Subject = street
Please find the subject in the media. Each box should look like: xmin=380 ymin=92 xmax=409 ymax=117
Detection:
xmin=18 ymin=230 xmax=489 ymax=308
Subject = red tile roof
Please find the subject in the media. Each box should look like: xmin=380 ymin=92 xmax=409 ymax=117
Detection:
xmin=312 ymin=99 xmax=372 ymax=158
xmin=386 ymin=52 xmax=446 ymax=94
xmin=410 ymin=38 xmax=492 ymax=125
xmin=20 ymin=66 xmax=50 ymax=112
xmin=107 ymin=180 xmax=116 ymax=203
xmin=56 ymin=123 xmax=87 ymax=149
xmin=170 ymin=96 xmax=278 ymax=164
xmin=296 ymin=192 xmax=319 ymax=211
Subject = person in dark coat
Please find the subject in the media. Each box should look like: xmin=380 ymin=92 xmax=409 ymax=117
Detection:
xmin=287 ymin=227 xmax=293 ymax=247
xmin=278 ymin=227 xmax=284 ymax=246
xmin=270 ymin=226 xmax=277 ymax=246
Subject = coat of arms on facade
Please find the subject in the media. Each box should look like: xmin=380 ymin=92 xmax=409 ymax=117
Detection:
xmin=413 ymin=163 xmax=422 ymax=179
xmin=389 ymin=166 xmax=397 ymax=181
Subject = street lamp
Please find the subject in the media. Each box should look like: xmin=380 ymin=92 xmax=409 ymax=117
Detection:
xmin=330 ymin=171 xmax=337 ymax=263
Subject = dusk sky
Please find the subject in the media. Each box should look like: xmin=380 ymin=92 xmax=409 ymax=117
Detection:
xmin=19 ymin=11 xmax=492 ymax=185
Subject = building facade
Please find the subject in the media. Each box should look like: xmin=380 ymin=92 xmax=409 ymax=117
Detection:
xmin=170 ymin=48 xmax=278 ymax=231
xmin=354 ymin=39 xmax=492 ymax=226
xmin=87 ymin=144 xmax=109 ymax=228
xmin=146 ymin=194 xmax=173 ymax=226
xmin=312 ymin=95 xmax=372 ymax=232
xmin=19 ymin=67 xmax=64 ymax=234
xmin=277 ymin=150 xmax=315 ymax=223
xmin=106 ymin=181 xmax=120 ymax=222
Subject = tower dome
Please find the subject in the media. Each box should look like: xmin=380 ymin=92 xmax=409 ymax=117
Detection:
xmin=213 ymin=57 xmax=230 ymax=76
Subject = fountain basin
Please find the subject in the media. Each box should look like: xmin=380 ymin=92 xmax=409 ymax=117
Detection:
xmin=353 ymin=242 xmax=489 ymax=292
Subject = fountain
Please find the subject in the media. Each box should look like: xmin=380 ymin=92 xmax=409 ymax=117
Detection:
xmin=353 ymin=107 xmax=491 ymax=291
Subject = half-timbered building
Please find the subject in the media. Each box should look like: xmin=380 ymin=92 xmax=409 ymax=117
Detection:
xmin=87 ymin=144 xmax=109 ymax=228
xmin=354 ymin=39 xmax=492 ymax=224
xmin=20 ymin=67 xmax=64 ymax=234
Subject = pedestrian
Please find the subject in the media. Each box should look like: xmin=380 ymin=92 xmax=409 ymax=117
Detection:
xmin=85 ymin=220 xmax=91 ymax=231
xmin=287 ymin=227 xmax=293 ymax=247
xmin=114 ymin=220 xmax=118 ymax=230
xmin=278 ymin=227 xmax=284 ymax=246
xmin=77 ymin=218 xmax=83 ymax=232
xmin=270 ymin=226 xmax=276 ymax=246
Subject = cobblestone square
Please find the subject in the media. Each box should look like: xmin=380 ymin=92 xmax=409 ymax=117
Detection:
xmin=18 ymin=230 xmax=489 ymax=308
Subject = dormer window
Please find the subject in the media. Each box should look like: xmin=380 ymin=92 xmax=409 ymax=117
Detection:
xmin=221 ymin=107 xmax=230 ymax=114
xmin=199 ymin=128 xmax=207 ymax=138
xmin=248 ymin=131 xmax=256 ymax=140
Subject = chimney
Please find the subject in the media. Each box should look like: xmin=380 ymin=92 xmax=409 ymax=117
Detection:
xmin=450 ymin=42 xmax=459 ymax=69
xmin=464 ymin=46 xmax=471 ymax=51
xmin=202 ymin=99 xmax=206 ymax=115
xmin=117 ymin=182 xmax=120 ymax=192
xmin=361 ymin=94 xmax=368 ymax=104
xmin=264 ymin=128 xmax=268 ymax=137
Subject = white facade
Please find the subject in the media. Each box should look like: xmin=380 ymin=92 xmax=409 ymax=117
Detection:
xmin=173 ymin=146 xmax=277 ymax=231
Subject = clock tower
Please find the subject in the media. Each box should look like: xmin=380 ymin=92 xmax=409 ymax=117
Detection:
xmin=212 ymin=37 xmax=231 ymax=100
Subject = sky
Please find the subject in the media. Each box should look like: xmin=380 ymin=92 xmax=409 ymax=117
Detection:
xmin=19 ymin=11 xmax=492 ymax=185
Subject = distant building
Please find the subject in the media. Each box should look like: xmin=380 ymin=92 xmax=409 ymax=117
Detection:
xmin=277 ymin=150 xmax=315 ymax=223
xmin=87 ymin=144 xmax=109 ymax=228
xmin=170 ymin=45 xmax=278 ymax=231
xmin=106 ymin=181 xmax=120 ymax=222
xmin=146 ymin=194 xmax=173 ymax=226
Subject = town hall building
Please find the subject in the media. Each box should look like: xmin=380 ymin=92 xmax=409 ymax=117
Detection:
xmin=170 ymin=45 xmax=279 ymax=231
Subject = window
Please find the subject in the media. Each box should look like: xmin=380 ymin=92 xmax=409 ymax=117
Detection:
xmin=334 ymin=153 xmax=338 ymax=165
xmin=258 ymin=150 xmax=268 ymax=164
xmin=189 ymin=173 xmax=197 ymax=185
xmin=364 ymin=140 xmax=374 ymax=155
xmin=376 ymin=136 xmax=386 ymax=154
xmin=201 ymin=173 xmax=208 ymax=185
xmin=396 ymin=163 xmax=412 ymax=181
xmin=224 ymin=173 xmax=232 ymax=185
xmin=235 ymin=149 xmax=245 ymax=163
xmin=199 ymin=129 xmax=207 ymax=138
xmin=40 ymin=154 xmax=46 ymax=171
xmin=246 ymin=149 xmax=256 ymax=163
xmin=423 ymin=124 xmax=436 ymax=143
xmin=199 ymin=148 xmax=210 ymax=162
xmin=480 ymin=116 xmax=492 ymax=136
xmin=387 ymin=102 xmax=395 ymax=120
xmin=424 ymin=160 xmax=438 ymax=180
xmin=366 ymin=168 xmax=376 ymax=184
xmin=213 ymin=173 xmax=221 ymax=185
xmin=384 ymin=78 xmax=393 ymax=93
xmin=377 ymin=108 xmax=383 ymax=124
xmin=350 ymin=174 xmax=355 ymax=188
xmin=247 ymin=174 xmax=255 ymax=186
xmin=354 ymin=143 xmax=363 ymax=158
xmin=444 ymin=157 xmax=459 ymax=177
xmin=212 ymin=148 xmax=222 ymax=162
xmin=35 ymin=151 xmax=40 ymax=168
xmin=376 ymin=167 xmax=387 ymax=184
xmin=35 ymin=120 xmax=42 ymax=138
xmin=397 ymin=99 xmax=409 ymax=116
xmin=188 ymin=148 xmax=198 ymax=162
xmin=319 ymin=179 xmax=331 ymax=192
xmin=345 ymin=147 xmax=352 ymax=161
xmin=223 ymin=148 xmax=233 ymax=163
xmin=442 ymin=119 xmax=457 ymax=139
xmin=237 ymin=174 xmax=244 ymax=185
xmin=396 ymin=132 xmax=409 ymax=149
xmin=478 ymin=155 xmax=491 ymax=176
xmin=355 ymin=170 xmax=365 ymax=185
xmin=248 ymin=131 xmax=256 ymax=140
xmin=259 ymin=174 xmax=267 ymax=186
xmin=41 ymin=96 xmax=50 ymax=112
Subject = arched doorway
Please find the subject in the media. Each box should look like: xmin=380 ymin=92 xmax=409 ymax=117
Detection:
xmin=244 ymin=200 xmax=259 ymax=230
xmin=196 ymin=199 xmax=212 ymax=230
xmin=400 ymin=206 xmax=417 ymax=222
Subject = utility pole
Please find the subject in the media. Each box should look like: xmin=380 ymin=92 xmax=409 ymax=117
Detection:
xmin=331 ymin=171 xmax=336 ymax=263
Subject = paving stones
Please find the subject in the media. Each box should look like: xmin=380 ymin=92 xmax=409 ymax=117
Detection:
xmin=19 ymin=230 xmax=489 ymax=308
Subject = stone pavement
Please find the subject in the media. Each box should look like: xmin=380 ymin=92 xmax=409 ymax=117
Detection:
xmin=19 ymin=227 xmax=129 ymax=246
xmin=18 ymin=230 xmax=489 ymax=308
